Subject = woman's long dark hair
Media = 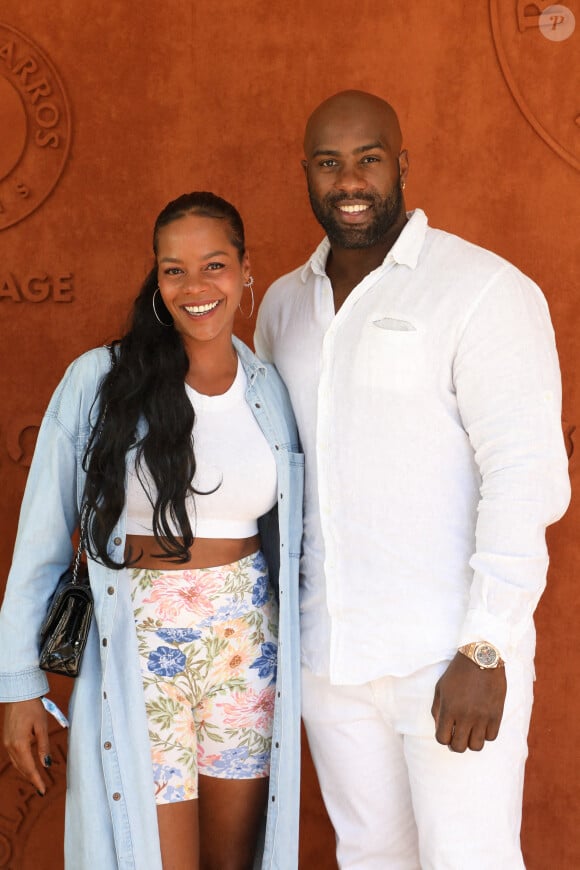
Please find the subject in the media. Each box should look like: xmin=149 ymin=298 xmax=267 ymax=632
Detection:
xmin=82 ymin=192 xmax=246 ymax=568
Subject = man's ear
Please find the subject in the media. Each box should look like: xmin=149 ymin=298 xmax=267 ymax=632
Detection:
xmin=301 ymin=159 xmax=308 ymax=175
xmin=398 ymin=149 xmax=409 ymax=185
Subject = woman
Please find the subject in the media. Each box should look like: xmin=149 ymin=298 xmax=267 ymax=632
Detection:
xmin=0 ymin=192 xmax=303 ymax=869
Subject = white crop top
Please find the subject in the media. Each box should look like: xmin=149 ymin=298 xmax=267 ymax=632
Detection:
xmin=125 ymin=361 xmax=277 ymax=538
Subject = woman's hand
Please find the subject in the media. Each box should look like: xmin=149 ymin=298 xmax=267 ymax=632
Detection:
xmin=3 ymin=699 xmax=51 ymax=794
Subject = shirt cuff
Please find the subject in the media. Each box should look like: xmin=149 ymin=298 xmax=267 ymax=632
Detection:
xmin=0 ymin=667 xmax=49 ymax=702
xmin=457 ymin=609 xmax=515 ymax=662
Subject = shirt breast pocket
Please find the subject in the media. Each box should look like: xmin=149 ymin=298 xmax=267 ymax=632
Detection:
xmin=355 ymin=316 xmax=426 ymax=394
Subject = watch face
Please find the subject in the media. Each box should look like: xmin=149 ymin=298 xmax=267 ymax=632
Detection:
xmin=474 ymin=643 xmax=499 ymax=668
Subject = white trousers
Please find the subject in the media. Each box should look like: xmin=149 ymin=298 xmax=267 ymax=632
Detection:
xmin=302 ymin=659 xmax=534 ymax=870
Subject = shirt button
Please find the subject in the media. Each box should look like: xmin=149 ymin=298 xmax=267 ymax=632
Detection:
xmin=275 ymin=742 xmax=280 ymax=748
xmin=271 ymin=795 xmax=276 ymax=802
xmin=102 ymin=638 xmax=108 ymax=647
xmin=107 ymin=587 xmax=115 ymax=595
xmin=112 ymin=792 xmax=121 ymax=801
xmin=104 ymin=741 xmax=112 ymax=750
xmin=275 ymin=444 xmax=279 ymax=450
xmin=255 ymin=402 xmax=261 ymax=409
xmin=279 ymin=492 xmax=284 ymax=499
xmin=113 ymin=537 xmax=122 ymax=546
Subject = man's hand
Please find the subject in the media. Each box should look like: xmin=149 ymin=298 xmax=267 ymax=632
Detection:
xmin=431 ymin=653 xmax=507 ymax=752
xmin=3 ymin=699 xmax=51 ymax=794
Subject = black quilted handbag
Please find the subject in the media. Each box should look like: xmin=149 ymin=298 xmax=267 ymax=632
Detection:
xmin=38 ymin=510 xmax=93 ymax=678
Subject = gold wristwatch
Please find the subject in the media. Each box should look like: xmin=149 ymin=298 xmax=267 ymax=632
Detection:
xmin=458 ymin=641 xmax=505 ymax=669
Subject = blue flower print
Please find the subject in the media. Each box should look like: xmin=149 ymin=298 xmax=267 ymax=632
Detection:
xmin=152 ymin=762 xmax=182 ymax=784
xmin=156 ymin=628 xmax=201 ymax=644
xmin=251 ymin=551 xmax=268 ymax=573
xmin=199 ymin=600 xmax=248 ymax=627
xmin=250 ymin=641 xmax=277 ymax=685
xmin=252 ymin=573 xmax=270 ymax=608
xmin=164 ymin=784 xmax=186 ymax=801
xmin=206 ymin=747 xmax=270 ymax=778
xmin=147 ymin=645 xmax=186 ymax=677
xmin=152 ymin=763 xmax=185 ymax=801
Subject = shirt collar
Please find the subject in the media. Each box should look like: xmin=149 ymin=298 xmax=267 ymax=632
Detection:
xmin=233 ymin=335 xmax=266 ymax=383
xmin=300 ymin=208 xmax=429 ymax=283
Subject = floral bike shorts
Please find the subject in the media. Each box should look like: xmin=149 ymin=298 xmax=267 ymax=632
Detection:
xmin=130 ymin=550 xmax=278 ymax=805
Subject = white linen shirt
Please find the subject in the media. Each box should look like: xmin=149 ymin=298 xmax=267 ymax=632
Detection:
xmin=255 ymin=209 xmax=570 ymax=684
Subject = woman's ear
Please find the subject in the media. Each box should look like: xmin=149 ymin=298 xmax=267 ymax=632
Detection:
xmin=242 ymin=251 xmax=251 ymax=282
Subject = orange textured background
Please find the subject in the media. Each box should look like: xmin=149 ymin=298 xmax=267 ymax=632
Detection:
xmin=0 ymin=2 xmax=579 ymax=867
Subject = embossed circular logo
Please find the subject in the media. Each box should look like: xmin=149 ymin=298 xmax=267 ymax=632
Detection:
xmin=490 ymin=1 xmax=580 ymax=171
xmin=0 ymin=23 xmax=72 ymax=230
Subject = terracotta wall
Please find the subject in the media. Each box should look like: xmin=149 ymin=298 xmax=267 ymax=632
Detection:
xmin=0 ymin=1 xmax=578 ymax=867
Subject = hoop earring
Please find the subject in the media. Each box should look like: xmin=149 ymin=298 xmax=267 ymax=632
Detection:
xmin=239 ymin=276 xmax=255 ymax=319
xmin=152 ymin=287 xmax=173 ymax=327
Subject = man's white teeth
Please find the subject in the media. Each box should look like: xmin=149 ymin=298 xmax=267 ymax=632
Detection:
xmin=185 ymin=301 xmax=220 ymax=315
xmin=339 ymin=204 xmax=370 ymax=213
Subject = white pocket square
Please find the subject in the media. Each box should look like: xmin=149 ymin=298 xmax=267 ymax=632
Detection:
xmin=373 ymin=317 xmax=416 ymax=332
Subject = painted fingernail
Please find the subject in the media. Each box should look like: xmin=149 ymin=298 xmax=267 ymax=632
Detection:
xmin=44 ymin=755 xmax=52 ymax=767
xmin=36 ymin=789 xmax=45 ymax=797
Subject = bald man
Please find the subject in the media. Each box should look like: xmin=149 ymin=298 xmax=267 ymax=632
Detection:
xmin=255 ymin=91 xmax=570 ymax=868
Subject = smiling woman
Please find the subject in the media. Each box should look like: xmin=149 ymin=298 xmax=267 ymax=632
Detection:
xmin=0 ymin=192 xmax=303 ymax=870
xmin=155 ymin=210 xmax=250 ymax=381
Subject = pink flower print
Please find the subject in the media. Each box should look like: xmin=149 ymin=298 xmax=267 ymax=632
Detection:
xmin=173 ymin=711 xmax=197 ymax=747
xmin=213 ymin=617 xmax=248 ymax=642
xmin=143 ymin=569 xmax=224 ymax=623
xmin=161 ymin=682 xmax=191 ymax=708
xmin=223 ymin=635 xmax=254 ymax=676
xmin=218 ymin=687 xmax=275 ymax=732
xmin=197 ymin=743 xmax=221 ymax=769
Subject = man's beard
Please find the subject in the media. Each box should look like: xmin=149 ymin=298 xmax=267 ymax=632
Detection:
xmin=307 ymin=180 xmax=403 ymax=249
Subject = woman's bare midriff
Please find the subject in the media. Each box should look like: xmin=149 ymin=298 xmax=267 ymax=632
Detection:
xmin=125 ymin=533 xmax=261 ymax=570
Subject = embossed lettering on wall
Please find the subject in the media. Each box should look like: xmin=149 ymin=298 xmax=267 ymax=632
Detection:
xmin=0 ymin=23 xmax=71 ymax=230
xmin=490 ymin=1 xmax=579 ymax=171
xmin=0 ymin=272 xmax=74 ymax=302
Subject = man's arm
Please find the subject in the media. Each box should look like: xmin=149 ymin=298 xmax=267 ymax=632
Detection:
xmin=432 ymin=264 xmax=570 ymax=750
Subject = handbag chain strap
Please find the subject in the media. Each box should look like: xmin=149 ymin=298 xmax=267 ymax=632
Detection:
xmin=71 ymin=504 xmax=88 ymax=585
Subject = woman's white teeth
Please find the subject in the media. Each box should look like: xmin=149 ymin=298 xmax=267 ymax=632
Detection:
xmin=339 ymin=203 xmax=370 ymax=213
xmin=185 ymin=301 xmax=220 ymax=315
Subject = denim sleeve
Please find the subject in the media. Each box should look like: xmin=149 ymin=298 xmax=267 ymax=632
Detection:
xmin=0 ymin=365 xmax=84 ymax=700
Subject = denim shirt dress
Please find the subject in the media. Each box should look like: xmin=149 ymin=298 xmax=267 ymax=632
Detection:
xmin=0 ymin=337 xmax=304 ymax=869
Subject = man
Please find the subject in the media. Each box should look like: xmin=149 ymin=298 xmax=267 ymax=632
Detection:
xmin=254 ymin=90 xmax=570 ymax=868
